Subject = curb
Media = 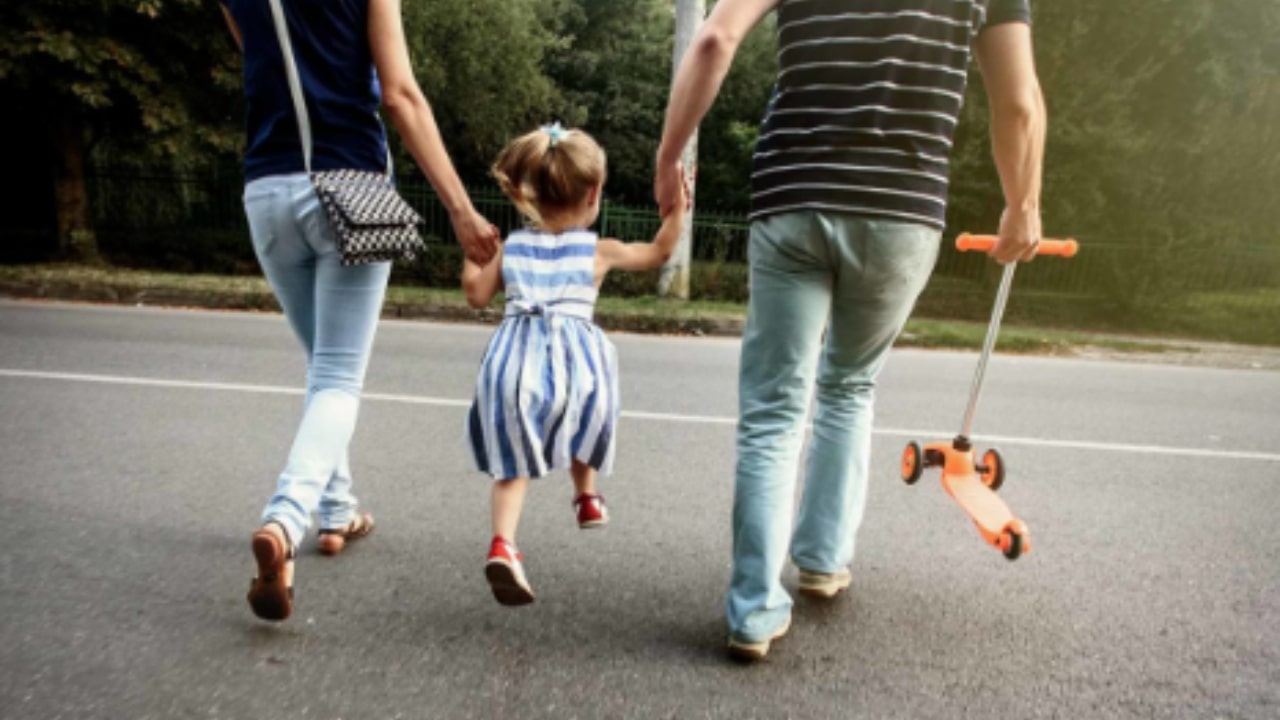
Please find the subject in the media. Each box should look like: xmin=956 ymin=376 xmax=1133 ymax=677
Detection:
xmin=0 ymin=279 xmax=278 ymax=311
xmin=0 ymin=280 xmax=746 ymax=337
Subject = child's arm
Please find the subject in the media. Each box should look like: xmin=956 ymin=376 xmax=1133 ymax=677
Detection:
xmin=597 ymin=171 xmax=691 ymax=273
xmin=462 ymin=245 xmax=504 ymax=308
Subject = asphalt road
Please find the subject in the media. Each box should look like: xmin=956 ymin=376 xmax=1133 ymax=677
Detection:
xmin=1 ymin=300 xmax=1277 ymax=720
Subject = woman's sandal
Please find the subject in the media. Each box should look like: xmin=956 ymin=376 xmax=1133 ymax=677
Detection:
xmin=317 ymin=512 xmax=375 ymax=556
xmin=247 ymin=521 xmax=295 ymax=621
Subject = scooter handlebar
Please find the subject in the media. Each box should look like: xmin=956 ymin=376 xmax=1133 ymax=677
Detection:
xmin=956 ymin=233 xmax=1078 ymax=258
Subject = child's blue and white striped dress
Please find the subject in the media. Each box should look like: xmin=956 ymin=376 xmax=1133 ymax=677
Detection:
xmin=467 ymin=228 xmax=619 ymax=480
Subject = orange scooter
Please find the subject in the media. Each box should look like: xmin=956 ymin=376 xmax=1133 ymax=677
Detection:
xmin=900 ymin=233 xmax=1078 ymax=560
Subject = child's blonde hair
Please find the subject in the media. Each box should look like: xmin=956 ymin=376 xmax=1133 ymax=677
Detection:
xmin=491 ymin=124 xmax=607 ymax=226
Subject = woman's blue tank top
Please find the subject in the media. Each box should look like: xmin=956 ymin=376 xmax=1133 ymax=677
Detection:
xmin=223 ymin=0 xmax=389 ymax=182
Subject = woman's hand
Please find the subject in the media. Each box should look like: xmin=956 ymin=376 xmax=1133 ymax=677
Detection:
xmin=451 ymin=210 xmax=499 ymax=264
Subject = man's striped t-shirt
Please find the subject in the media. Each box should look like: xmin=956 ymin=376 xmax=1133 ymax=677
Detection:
xmin=751 ymin=0 xmax=1032 ymax=228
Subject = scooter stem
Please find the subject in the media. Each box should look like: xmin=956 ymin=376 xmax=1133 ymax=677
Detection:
xmin=960 ymin=262 xmax=1017 ymax=439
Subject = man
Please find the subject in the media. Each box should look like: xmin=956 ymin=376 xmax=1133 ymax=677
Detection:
xmin=654 ymin=0 xmax=1044 ymax=661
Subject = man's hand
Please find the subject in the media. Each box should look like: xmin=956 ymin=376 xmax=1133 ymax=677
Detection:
xmin=991 ymin=206 xmax=1042 ymax=264
xmin=654 ymin=156 xmax=686 ymax=218
xmin=657 ymin=165 xmax=693 ymax=224
xmin=653 ymin=0 xmax=776 ymax=213
xmin=677 ymin=168 xmax=693 ymax=216
xmin=451 ymin=210 xmax=499 ymax=264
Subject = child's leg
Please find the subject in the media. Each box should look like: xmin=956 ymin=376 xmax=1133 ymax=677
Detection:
xmin=571 ymin=460 xmax=597 ymax=497
xmin=571 ymin=461 xmax=608 ymax=528
xmin=487 ymin=477 xmax=535 ymax=606
xmin=492 ymin=477 xmax=530 ymax=541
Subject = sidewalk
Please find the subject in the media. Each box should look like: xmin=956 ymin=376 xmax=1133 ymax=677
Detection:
xmin=3 ymin=263 xmax=1278 ymax=370
xmin=0 ymin=263 xmax=746 ymax=336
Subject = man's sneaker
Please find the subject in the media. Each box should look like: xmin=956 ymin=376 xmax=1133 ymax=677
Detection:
xmin=727 ymin=615 xmax=792 ymax=662
xmin=484 ymin=536 xmax=535 ymax=606
xmin=574 ymin=493 xmax=609 ymax=529
xmin=797 ymin=567 xmax=852 ymax=599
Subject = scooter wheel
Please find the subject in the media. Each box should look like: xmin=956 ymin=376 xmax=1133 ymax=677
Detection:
xmin=1002 ymin=528 xmax=1024 ymax=561
xmin=979 ymin=448 xmax=1005 ymax=491
xmin=901 ymin=442 xmax=923 ymax=485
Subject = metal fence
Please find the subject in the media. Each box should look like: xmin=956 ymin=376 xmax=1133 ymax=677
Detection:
xmin=85 ymin=169 xmax=1280 ymax=318
xmin=396 ymin=181 xmax=752 ymax=263
xmin=89 ymin=169 xmax=754 ymax=265
xmin=91 ymin=168 xmax=247 ymax=233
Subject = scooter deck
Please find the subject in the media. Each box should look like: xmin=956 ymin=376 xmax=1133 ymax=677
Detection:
xmin=942 ymin=469 xmax=1014 ymax=541
xmin=923 ymin=442 xmax=1028 ymax=556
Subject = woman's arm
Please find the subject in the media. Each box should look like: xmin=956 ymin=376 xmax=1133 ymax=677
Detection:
xmin=462 ymin=247 xmax=504 ymax=309
xmin=367 ymin=0 xmax=497 ymax=263
xmin=220 ymin=3 xmax=243 ymax=49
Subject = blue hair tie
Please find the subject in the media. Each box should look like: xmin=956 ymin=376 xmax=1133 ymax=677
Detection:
xmin=542 ymin=121 xmax=568 ymax=148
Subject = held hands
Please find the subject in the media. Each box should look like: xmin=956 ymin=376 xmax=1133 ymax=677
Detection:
xmin=451 ymin=208 xmax=500 ymax=264
xmin=990 ymin=206 xmax=1042 ymax=264
xmin=657 ymin=163 xmax=693 ymax=222
xmin=654 ymin=154 xmax=688 ymax=219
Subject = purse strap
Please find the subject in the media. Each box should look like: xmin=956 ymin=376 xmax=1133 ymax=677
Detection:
xmin=266 ymin=0 xmax=390 ymax=176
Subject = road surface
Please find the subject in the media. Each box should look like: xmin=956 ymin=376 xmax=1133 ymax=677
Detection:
xmin=1 ymin=300 xmax=1277 ymax=719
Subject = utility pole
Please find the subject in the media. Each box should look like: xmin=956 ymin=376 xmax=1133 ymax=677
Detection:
xmin=658 ymin=0 xmax=705 ymax=300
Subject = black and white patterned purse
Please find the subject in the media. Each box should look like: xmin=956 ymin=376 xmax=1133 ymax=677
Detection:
xmin=268 ymin=0 xmax=424 ymax=266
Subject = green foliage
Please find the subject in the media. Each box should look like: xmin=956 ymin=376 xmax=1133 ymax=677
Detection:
xmin=6 ymin=0 xmax=1280 ymax=346
xmin=541 ymin=0 xmax=673 ymax=203
xmin=0 ymin=0 xmax=241 ymax=159
xmin=400 ymin=0 xmax=564 ymax=175
xmin=950 ymin=0 xmax=1280 ymax=313
xmin=9 ymin=0 xmax=1280 ymax=232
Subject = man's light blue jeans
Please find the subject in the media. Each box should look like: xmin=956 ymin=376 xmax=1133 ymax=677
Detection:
xmin=243 ymin=174 xmax=391 ymax=549
xmin=728 ymin=210 xmax=939 ymax=642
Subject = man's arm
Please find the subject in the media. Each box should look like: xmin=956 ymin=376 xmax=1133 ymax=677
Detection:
xmin=975 ymin=21 xmax=1045 ymax=264
xmin=654 ymin=0 xmax=778 ymax=215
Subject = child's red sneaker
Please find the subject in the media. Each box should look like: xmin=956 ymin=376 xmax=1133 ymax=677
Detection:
xmin=574 ymin=493 xmax=609 ymax=528
xmin=484 ymin=536 xmax=535 ymax=606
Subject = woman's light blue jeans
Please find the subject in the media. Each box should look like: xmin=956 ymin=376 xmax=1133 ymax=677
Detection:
xmin=243 ymin=174 xmax=391 ymax=549
xmin=728 ymin=211 xmax=939 ymax=642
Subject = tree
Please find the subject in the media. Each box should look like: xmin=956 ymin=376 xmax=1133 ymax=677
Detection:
xmin=0 ymin=0 xmax=240 ymax=259
xmin=400 ymin=0 xmax=568 ymax=180
xmin=541 ymin=0 xmax=674 ymax=204
xmin=948 ymin=0 xmax=1280 ymax=308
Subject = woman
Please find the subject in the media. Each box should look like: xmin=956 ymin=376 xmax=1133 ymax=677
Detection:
xmin=220 ymin=0 xmax=498 ymax=621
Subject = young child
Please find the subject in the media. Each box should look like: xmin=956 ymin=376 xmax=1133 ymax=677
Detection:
xmin=461 ymin=123 xmax=688 ymax=606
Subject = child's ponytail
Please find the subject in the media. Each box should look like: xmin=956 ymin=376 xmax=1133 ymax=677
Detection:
xmin=491 ymin=124 xmax=607 ymax=227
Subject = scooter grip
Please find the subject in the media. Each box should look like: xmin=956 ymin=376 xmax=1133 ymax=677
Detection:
xmin=956 ymin=233 xmax=1078 ymax=258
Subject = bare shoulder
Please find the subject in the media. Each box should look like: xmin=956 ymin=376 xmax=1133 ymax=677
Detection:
xmin=592 ymin=237 xmax=623 ymax=279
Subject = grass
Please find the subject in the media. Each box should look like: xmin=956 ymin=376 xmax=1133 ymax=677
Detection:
xmin=899 ymin=318 xmax=1191 ymax=355
xmin=595 ymin=294 xmax=746 ymax=319
xmin=0 ymin=262 xmax=1212 ymax=355
xmin=0 ymin=263 xmax=274 ymax=294
xmin=1157 ymin=288 xmax=1280 ymax=346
